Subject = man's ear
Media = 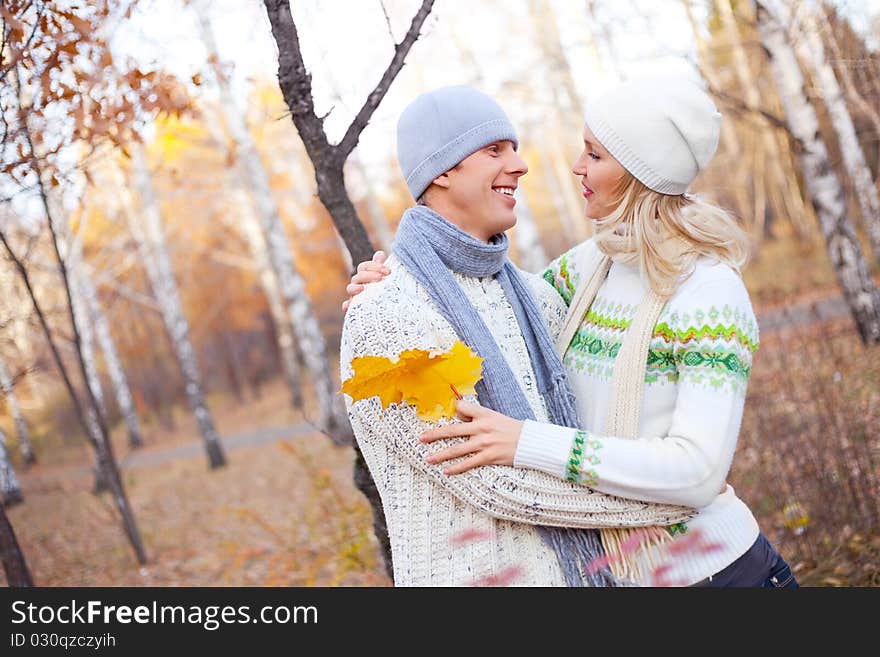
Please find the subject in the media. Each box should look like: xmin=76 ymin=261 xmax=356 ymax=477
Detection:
xmin=431 ymin=172 xmax=451 ymax=190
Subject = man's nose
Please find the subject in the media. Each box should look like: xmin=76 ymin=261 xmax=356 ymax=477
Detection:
xmin=507 ymin=151 xmax=528 ymax=177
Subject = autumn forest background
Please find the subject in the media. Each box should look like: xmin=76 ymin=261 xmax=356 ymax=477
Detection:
xmin=1 ymin=0 xmax=878 ymax=587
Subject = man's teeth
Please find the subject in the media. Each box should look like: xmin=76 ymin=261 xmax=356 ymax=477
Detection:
xmin=494 ymin=187 xmax=515 ymax=196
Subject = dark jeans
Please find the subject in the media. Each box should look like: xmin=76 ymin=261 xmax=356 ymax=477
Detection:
xmin=692 ymin=533 xmax=799 ymax=587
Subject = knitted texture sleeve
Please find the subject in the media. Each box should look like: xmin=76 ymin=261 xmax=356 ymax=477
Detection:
xmin=340 ymin=269 xmax=688 ymax=528
xmin=515 ymin=272 xmax=760 ymax=509
xmin=524 ymin=272 xmax=568 ymax=343
xmin=540 ymin=239 xmax=600 ymax=307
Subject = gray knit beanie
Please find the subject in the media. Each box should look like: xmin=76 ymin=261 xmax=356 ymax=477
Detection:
xmin=584 ymin=75 xmax=722 ymax=195
xmin=396 ymin=85 xmax=519 ymax=200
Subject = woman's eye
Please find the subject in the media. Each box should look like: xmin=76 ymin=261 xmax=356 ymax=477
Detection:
xmin=589 ymin=152 xmax=600 ymax=161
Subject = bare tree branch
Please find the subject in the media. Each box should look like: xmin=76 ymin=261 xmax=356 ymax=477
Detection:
xmin=379 ymin=1 xmax=395 ymax=42
xmin=0 ymin=1 xmax=44 ymax=84
xmin=263 ymin=0 xmax=330 ymax=157
xmin=263 ymin=0 xmax=434 ymax=265
xmin=0 ymin=230 xmax=93 ymax=446
xmin=96 ymin=277 xmax=162 ymax=313
xmin=685 ymin=52 xmax=798 ymax=138
xmin=337 ymin=0 xmax=435 ymax=159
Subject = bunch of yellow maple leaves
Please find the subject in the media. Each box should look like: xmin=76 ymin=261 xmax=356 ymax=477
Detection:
xmin=340 ymin=341 xmax=483 ymax=421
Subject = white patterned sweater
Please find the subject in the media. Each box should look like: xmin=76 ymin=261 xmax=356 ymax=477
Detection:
xmin=340 ymin=254 xmax=686 ymax=586
xmin=516 ymin=239 xmax=762 ymax=585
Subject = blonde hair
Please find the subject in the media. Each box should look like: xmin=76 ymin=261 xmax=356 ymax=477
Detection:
xmin=592 ymin=173 xmax=751 ymax=296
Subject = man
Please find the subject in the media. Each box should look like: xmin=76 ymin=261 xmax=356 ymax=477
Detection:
xmin=340 ymin=86 xmax=682 ymax=586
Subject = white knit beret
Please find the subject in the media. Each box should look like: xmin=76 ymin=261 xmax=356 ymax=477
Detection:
xmin=584 ymin=75 xmax=721 ymax=195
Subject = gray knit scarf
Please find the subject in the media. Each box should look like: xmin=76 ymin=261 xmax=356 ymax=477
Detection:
xmin=392 ymin=204 xmax=619 ymax=587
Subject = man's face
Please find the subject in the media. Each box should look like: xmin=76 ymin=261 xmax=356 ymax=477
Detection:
xmin=434 ymin=140 xmax=528 ymax=242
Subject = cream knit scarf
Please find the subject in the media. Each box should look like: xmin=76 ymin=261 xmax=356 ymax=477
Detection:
xmin=556 ymin=240 xmax=696 ymax=584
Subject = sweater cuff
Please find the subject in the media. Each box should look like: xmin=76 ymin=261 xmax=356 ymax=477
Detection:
xmin=513 ymin=419 xmax=575 ymax=479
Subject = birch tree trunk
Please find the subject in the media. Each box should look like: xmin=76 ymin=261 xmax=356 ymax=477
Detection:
xmin=348 ymin=154 xmax=394 ymax=251
xmin=550 ymin=135 xmax=589 ymax=243
xmin=538 ymin=146 xmax=582 ymax=244
xmin=527 ymin=0 xmax=584 ymax=118
xmin=584 ymin=0 xmax=624 ymax=79
xmin=23 ymin=105 xmax=120 ymax=499
xmin=511 ymin=187 xmax=549 ymax=273
xmin=821 ymin=6 xmax=880 ymax=182
xmin=0 ymin=358 xmax=35 ymax=466
xmin=0 ymin=428 xmax=23 ymax=506
xmin=63 ymin=200 xmax=144 ymax=495
xmin=717 ymin=0 xmax=810 ymax=238
xmin=80 ymin=271 xmax=144 ymax=448
xmin=44 ymin=219 xmax=148 ymax=565
xmin=228 ymin=195 xmax=305 ymax=408
xmin=792 ymin=4 xmax=880 ymax=261
xmin=0 ymin=500 xmax=32 ymax=586
xmin=756 ymin=0 xmax=880 ymax=344
xmin=196 ymin=8 xmax=348 ymax=442
xmin=1 ymin=276 xmax=45 ymax=412
xmin=68 ymin=263 xmax=114 ymax=492
xmin=210 ymin=145 xmax=305 ymax=409
xmin=128 ymin=144 xmax=227 ymax=467
xmin=220 ymin=329 xmax=245 ymax=402
xmin=526 ymin=0 xmax=591 ymax=241
xmin=682 ymin=0 xmax=752 ymax=222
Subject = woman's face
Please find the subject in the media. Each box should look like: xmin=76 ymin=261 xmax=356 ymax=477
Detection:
xmin=572 ymin=125 xmax=628 ymax=219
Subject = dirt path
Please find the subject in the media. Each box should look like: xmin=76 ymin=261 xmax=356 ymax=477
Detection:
xmin=117 ymin=421 xmax=316 ymax=470
xmin=29 ymin=420 xmax=320 ymax=483
xmin=756 ymin=294 xmax=850 ymax=332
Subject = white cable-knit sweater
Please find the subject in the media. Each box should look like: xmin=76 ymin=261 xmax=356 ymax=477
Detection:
xmin=517 ymin=239 xmax=762 ymax=585
xmin=341 ymin=254 xmax=687 ymax=586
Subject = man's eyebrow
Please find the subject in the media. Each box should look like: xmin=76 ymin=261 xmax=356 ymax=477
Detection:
xmin=485 ymin=140 xmax=518 ymax=152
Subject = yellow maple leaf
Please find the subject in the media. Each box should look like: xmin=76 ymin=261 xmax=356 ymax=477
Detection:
xmin=340 ymin=340 xmax=483 ymax=421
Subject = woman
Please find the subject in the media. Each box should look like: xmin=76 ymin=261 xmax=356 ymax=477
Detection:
xmin=346 ymin=75 xmax=797 ymax=587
